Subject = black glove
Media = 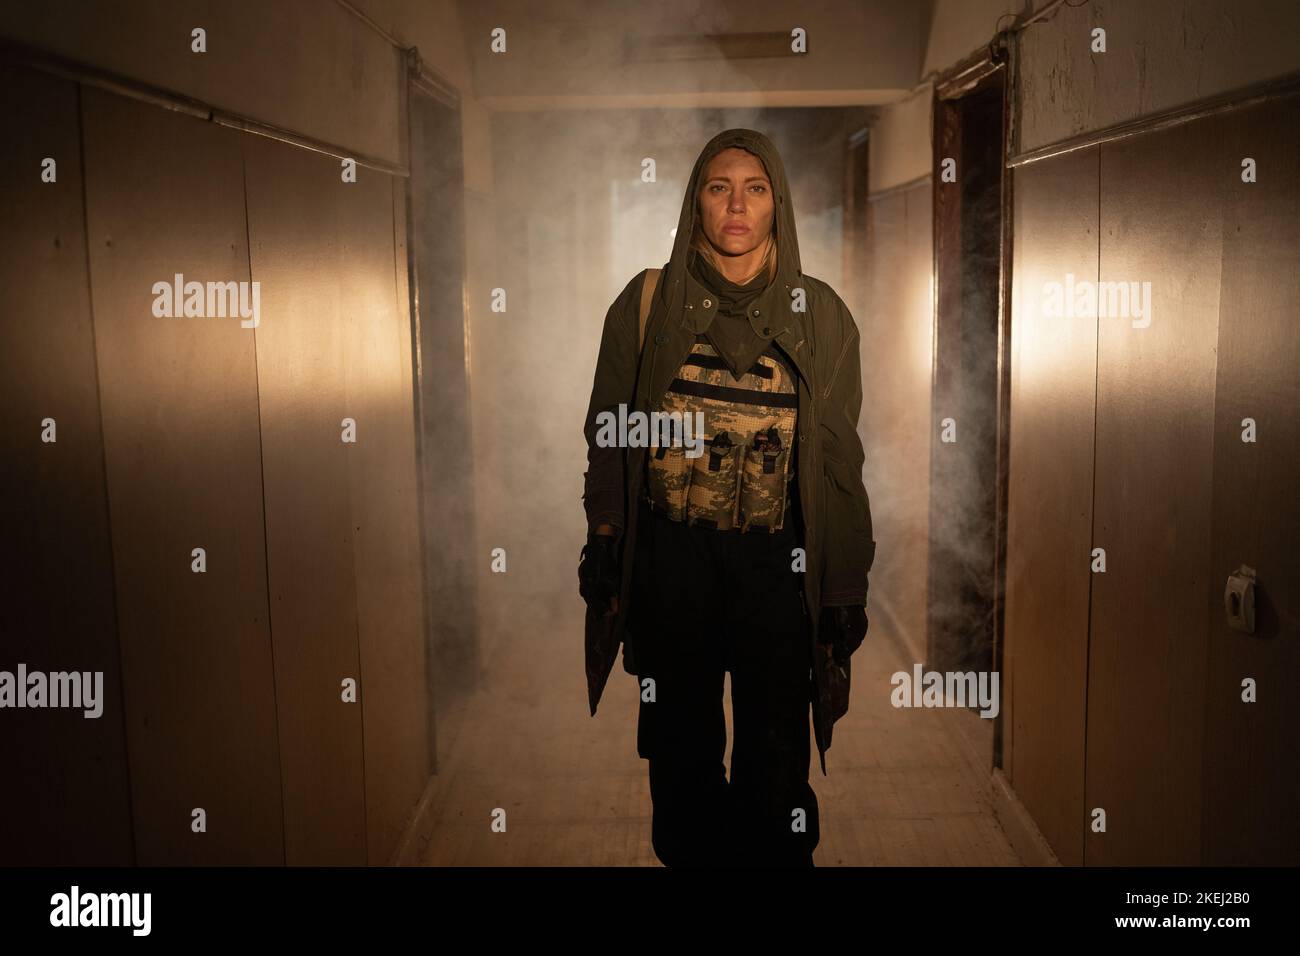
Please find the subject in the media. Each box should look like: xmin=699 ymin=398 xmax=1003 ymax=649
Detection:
xmin=818 ymin=604 xmax=869 ymax=667
xmin=578 ymin=532 xmax=621 ymax=615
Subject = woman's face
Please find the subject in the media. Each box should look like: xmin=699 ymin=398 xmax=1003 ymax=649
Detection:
xmin=696 ymin=147 xmax=774 ymax=258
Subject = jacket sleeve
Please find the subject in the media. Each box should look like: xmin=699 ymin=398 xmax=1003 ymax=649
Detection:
xmin=581 ymin=271 xmax=645 ymax=540
xmin=818 ymin=300 xmax=877 ymax=606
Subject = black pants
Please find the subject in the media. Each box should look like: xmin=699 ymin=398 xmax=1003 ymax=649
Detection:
xmin=628 ymin=497 xmax=818 ymax=867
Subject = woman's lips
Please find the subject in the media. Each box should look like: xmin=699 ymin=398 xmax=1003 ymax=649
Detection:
xmin=722 ymin=223 xmax=749 ymax=234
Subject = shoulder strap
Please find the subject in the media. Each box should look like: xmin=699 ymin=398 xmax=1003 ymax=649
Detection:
xmin=638 ymin=268 xmax=662 ymax=349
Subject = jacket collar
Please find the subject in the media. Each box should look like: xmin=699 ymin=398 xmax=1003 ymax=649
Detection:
xmin=681 ymin=267 xmax=782 ymax=335
xmin=680 ymin=268 xmax=812 ymax=385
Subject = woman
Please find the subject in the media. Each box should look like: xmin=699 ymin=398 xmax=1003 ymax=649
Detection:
xmin=578 ymin=128 xmax=876 ymax=867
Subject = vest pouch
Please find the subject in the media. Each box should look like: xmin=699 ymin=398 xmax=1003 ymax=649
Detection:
xmin=739 ymin=432 xmax=790 ymax=532
xmin=686 ymin=430 xmax=742 ymax=530
xmin=646 ymin=442 xmax=693 ymax=521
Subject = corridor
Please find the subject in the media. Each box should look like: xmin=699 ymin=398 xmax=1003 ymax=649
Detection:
xmin=2 ymin=0 xmax=1296 ymax=876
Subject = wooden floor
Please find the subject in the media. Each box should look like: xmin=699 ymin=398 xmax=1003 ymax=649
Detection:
xmin=410 ymin=598 xmax=1021 ymax=866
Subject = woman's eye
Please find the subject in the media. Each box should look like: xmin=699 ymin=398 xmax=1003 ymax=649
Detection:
xmin=706 ymin=183 xmax=765 ymax=194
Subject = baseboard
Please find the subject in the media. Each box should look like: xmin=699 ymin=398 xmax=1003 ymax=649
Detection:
xmin=991 ymin=767 xmax=1061 ymax=866
xmin=389 ymin=772 xmax=440 ymax=866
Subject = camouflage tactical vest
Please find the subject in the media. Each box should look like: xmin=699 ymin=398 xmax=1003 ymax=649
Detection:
xmin=644 ymin=337 xmax=798 ymax=533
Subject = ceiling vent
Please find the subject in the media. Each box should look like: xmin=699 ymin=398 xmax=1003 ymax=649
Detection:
xmin=624 ymin=32 xmax=795 ymax=62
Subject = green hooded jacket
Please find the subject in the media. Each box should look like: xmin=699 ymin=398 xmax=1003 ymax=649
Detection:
xmin=581 ymin=127 xmax=876 ymax=774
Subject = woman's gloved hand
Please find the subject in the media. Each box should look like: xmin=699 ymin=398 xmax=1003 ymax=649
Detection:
xmin=578 ymin=532 xmax=621 ymax=615
xmin=818 ymin=604 xmax=869 ymax=666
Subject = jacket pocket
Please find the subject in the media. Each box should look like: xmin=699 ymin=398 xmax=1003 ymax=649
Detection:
xmin=646 ymin=443 xmax=692 ymax=521
xmin=820 ymin=451 xmax=876 ymax=591
xmin=739 ymin=435 xmax=789 ymax=532
xmin=822 ymin=450 xmax=867 ymax=521
xmin=820 ymin=446 xmax=846 ymax=488
xmin=686 ymin=430 xmax=742 ymax=530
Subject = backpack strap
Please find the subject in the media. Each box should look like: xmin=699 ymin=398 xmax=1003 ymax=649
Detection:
xmin=638 ymin=268 xmax=662 ymax=349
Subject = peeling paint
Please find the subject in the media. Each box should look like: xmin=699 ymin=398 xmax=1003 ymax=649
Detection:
xmin=1018 ymin=0 xmax=1300 ymax=153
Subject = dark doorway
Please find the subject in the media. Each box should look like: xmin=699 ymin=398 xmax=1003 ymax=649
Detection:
xmin=407 ymin=61 xmax=479 ymax=769
xmin=841 ymin=124 xmax=871 ymax=318
xmin=927 ymin=59 xmax=1008 ymax=692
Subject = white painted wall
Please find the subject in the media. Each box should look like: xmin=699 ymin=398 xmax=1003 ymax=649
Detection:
xmin=869 ymin=84 xmax=933 ymax=192
xmin=922 ymin=0 xmax=1023 ymax=77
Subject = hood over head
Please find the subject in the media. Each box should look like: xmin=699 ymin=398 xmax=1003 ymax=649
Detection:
xmin=649 ymin=128 xmax=804 ymax=334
